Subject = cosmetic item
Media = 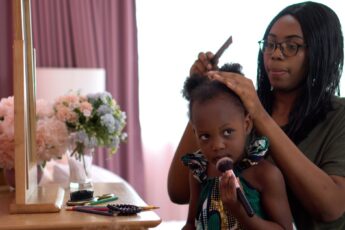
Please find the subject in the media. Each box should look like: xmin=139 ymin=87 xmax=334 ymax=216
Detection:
xmin=66 ymin=206 xmax=114 ymax=216
xmin=66 ymin=206 xmax=110 ymax=211
xmin=86 ymin=195 xmax=118 ymax=205
xmin=216 ymin=157 xmax=254 ymax=217
xmin=107 ymin=204 xmax=159 ymax=215
xmin=211 ymin=35 xmax=233 ymax=65
xmin=66 ymin=199 xmax=94 ymax=206
xmin=66 ymin=193 xmax=117 ymax=206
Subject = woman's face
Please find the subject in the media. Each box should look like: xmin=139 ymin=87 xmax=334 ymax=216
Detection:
xmin=191 ymin=94 xmax=252 ymax=167
xmin=264 ymin=15 xmax=307 ymax=92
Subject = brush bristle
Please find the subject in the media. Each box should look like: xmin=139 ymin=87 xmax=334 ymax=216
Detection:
xmin=216 ymin=157 xmax=233 ymax=173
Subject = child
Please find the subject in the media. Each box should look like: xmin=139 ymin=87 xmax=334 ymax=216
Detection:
xmin=181 ymin=63 xmax=293 ymax=230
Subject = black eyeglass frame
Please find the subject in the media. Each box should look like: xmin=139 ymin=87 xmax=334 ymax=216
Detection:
xmin=258 ymin=39 xmax=307 ymax=57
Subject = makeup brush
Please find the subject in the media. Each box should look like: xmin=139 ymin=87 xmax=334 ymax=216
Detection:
xmin=65 ymin=206 xmax=114 ymax=216
xmin=216 ymin=157 xmax=254 ymax=217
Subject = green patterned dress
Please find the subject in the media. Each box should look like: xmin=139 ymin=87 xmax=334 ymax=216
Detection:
xmin=182 ymin=137 xmax=269 ymax=230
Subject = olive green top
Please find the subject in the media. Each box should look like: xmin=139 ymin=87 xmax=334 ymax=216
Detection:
xmin=288 ymin=96 xmax=345 ymax=229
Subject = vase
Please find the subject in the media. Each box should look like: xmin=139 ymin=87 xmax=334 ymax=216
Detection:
xmin=67 ymin=148 xmax=94 ymax=191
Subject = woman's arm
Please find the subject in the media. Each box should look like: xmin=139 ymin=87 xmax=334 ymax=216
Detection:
xmin=168 ymin=52 xmax=216 ymax=204
xmin=208 ymin=71 xmax=345 ymax=221
xmin=167 ymin=122 xmax=198 ymax=204
xmin=182 ymin=173 xmax=201 ymax=230
xmin=254 ymin=109 xmax=345 ymax=221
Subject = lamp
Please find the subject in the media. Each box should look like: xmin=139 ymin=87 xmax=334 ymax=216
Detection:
xmin=36 ymin=68 xmax=106 ymax=102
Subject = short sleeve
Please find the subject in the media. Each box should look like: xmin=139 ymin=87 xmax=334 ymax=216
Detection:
xmin=299 ymin=97 xmax=345 ymax=177
xmin=320 ymin=115 xmax=345 ymax=176
xmin=181 ymin=151 xmax=208 ymax=183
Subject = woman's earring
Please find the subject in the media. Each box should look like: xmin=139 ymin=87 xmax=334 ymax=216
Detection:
xmin=270 ymin=85 xmax=274 ymax=91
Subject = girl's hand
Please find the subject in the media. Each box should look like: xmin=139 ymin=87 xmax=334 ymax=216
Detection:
xmin=219 ymin=171 xmax=242 ymax=212
xmin=189 ymin=52 xmax=218 ymax=76
xmin=207 ymin=71 xmax=265 ymax=121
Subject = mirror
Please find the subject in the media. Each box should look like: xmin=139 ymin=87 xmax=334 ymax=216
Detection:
xmin=10 ymin=0 xmax=64 ymax=214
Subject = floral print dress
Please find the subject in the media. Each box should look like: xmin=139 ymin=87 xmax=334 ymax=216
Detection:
xmin=181 ymin=137 xmax=269 ymax=230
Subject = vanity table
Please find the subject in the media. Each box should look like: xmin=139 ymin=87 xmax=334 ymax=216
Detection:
xmin=0 ymin=182 xmax=161 ymax=230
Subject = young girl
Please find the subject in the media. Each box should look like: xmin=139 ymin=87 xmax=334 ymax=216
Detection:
xmin=181 ymin=63 xmax=293 ymax=230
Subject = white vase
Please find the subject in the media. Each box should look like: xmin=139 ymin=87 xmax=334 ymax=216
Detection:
xmin=67 ymin=148 xmax=94 ymax=190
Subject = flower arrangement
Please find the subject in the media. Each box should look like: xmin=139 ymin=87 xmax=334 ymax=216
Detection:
xmin=0 ymin=96 xmax=69 ymax=169
xmin=53 ymin=91 xmax=127 ymax=160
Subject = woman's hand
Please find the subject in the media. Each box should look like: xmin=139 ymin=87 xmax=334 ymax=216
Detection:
xmin=189 ymin=52 xmax=218 ymax=76
xmin=207 ymin=71 xmax=266 ymax=121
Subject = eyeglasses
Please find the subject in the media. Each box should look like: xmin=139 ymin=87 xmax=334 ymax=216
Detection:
xmin=258 ymin=39 xmax=307 ymax=57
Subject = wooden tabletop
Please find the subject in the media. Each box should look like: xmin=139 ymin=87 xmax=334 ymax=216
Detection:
xmin=0 ymin=182 xmax=161 ymax=230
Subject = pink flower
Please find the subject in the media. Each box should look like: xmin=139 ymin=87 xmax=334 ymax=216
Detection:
xmin=55 ymin=105 xmax=78 ymax=123
xmin=0 ymin=96 xmax=69 ymax=169
xmin=0 ymin=97 xmax=14 ymax=117
xmin=0 ymin=138 xmax=15 ymax=169
xmin=0 ymin=97 xmax=15 ymax=169
xmin=80 ymin=101 xmax=92 ymax=117
xmin=54 ymin=93 xmax=90 ymax=124
xmin=36 ymin=99 xmax=53 ymax=118
xmin=36 ymin=118 xmax=68 ymax=163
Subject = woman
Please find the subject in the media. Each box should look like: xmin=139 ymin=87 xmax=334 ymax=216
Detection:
xmin=168 ymin=1 xmax=345 ymax=229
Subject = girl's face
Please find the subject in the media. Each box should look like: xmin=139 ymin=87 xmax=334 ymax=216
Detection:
xmin=264 ymin=15 xmax=307 ymax=92
xmin=191 ymin=94 xmax=252 ymax=167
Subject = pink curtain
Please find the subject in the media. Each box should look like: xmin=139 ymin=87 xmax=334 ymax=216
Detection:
xmin=20 ymin=0 xmax=143 ymax=197
xmin=0 ymin=0 xmax=13 ymax=98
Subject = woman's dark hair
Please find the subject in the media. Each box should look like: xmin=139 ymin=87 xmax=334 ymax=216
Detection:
xmin=182 ymin=63 xmax=244 ymax=120
xmin=257 ymin=1 xmax=344 ymax=143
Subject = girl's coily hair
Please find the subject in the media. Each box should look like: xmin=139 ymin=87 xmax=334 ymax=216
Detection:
xmin=182 ymin=63 xmax=245 ymax=119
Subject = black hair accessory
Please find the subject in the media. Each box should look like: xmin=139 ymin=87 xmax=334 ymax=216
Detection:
xmin=107 ymin=204 xmax=141 ymax=215
xmin=107 ymin=204 xmax=159 ymax=215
